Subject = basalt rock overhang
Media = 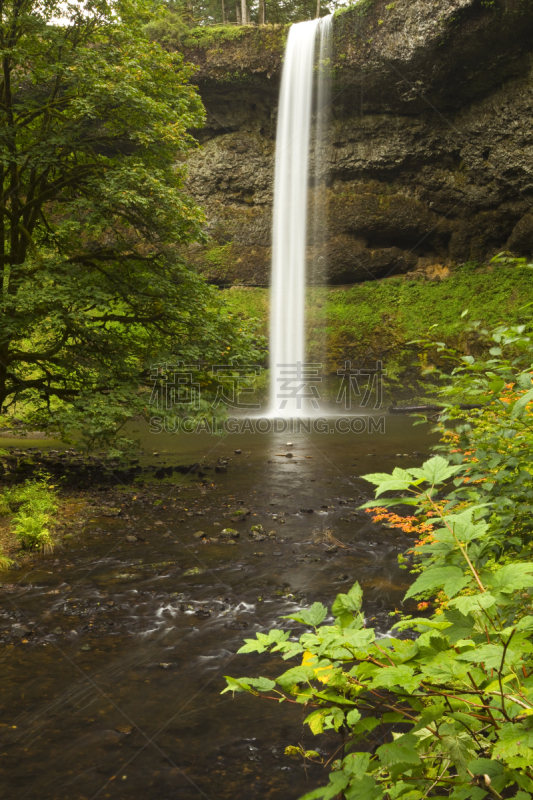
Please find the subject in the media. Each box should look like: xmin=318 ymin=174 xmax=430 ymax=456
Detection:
xmin=184 ymin=0 xmax=533 ymax=127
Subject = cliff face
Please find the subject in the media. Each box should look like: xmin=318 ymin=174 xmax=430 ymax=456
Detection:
xmin=184 ymin=0 xmax=533 ymax=285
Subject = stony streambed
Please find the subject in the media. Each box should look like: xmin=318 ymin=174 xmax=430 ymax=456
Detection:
xmin=0 ymin=417 xmax=433 ymax=799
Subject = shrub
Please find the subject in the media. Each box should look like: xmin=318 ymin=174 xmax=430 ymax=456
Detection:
xmin=2 ymin=476 xmax=58 ymax=553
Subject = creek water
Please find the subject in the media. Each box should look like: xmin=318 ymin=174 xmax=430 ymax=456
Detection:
xmin=0 ymin=416 xmax=434 ymax=799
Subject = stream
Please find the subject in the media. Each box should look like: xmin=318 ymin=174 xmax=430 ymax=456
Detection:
xmin=0 ymin=415 xmax=434 ymax=799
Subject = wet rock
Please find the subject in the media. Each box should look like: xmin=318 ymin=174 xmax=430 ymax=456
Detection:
xmin=194 ymin=608 xmax=211 ymax=618
xmin=273 ymin=551 xmax=283 ymax=557
xmin=253 ymin=552 xmax=265 ymax=557
xmin=299 ymin=508 xmax=313 ymax=514
xmin=225 ymin=619 xmax=248 ymax=630
xmin=162 ymin=532 xmax=171 ymax=538
xmin=221 ymin=528 xmax=239 ymax=538
xmin=250 ymin=524 xmax=263 ymax=533
xmin=234 ymin=449 xmax=242 ymax=454
xmin=52 ymin=627 xmax=63 ymax=635
xmin=125 ymin=535 xmax=137 ymax=543
xmin=193 ymin=530 xmax=207 ymax=539
xmin=81 ymin=643 xmax=91 ymax=651
xmin=158 ymin=662 xmax=177 ymax=669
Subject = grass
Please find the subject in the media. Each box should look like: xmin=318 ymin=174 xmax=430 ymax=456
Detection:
xmin=223 ymin=263 xmax=533 ymax=396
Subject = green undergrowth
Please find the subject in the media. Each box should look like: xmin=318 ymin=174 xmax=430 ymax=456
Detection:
xmin=146 ymin=17 xmax=288 ymax=56
xmin=224 ymin=263 xmax=533 ymax=397
xmin=0 ymin=475 xmax=58 ymax=559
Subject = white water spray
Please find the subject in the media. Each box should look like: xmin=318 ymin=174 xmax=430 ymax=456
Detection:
xmin=269 ymin=15 xmax=332 ymax=416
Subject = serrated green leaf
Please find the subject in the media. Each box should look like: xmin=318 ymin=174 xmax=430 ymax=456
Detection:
xmin=376 ymin=734 xmax=421 ymax=767
xmin=448 ymin=593 xmax=496 ymax=614
xmin=282 ymin=601 xmax=327 ymax=628
xmin=346 ymin=708 xmax=361 ymax=727
xmin=305 ymin=709 xmax=329 ymax=735
xmin=511 ymin=388 xmax=533 ymax=418
xmin=342 ymin=752 xmax=370 ymax=778
xmin=299 ymin=771 xmax=350 ymax=800
xmin=404 ymin=566 xmax=466 ymax=601
xmin=493 ymin=723 xmax=533 ymax=768
xmin=371 ymin=665 xmax=420 ymax=694
xmin=410 ymin=456 xmax=463 ymax=485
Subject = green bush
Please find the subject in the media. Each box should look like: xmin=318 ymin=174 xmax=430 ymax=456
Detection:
xmin=1 ymin=476 xmax=58 ymax=553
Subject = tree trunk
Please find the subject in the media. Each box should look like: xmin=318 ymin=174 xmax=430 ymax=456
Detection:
xmin=315 ymin=0 xmax=320 ymax=18
xmin=259 ymin=0 xmax=265 ymax=24
xmin=236 ymin=1 xmax=241 ymax=23
xmin=222 ymin=0 xmax=226 ymax=23
xmin=241 ymin=0 xmax=248 ymax=24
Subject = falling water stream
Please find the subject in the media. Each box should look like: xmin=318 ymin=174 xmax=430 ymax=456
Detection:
xmin=270 ymin=15 xmax=332 ymax=415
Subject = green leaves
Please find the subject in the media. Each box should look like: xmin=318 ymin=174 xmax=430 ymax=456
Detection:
xmin=371 ymin=665 xmax=420 ymax=693
xmin=493 ymin=723 xmax=533 ymax=768
xmin=221 ymin=676 xmax=276 ymax=695
xmin=376 ymin=735 xmax=421 ymax=767
xmin=282 ymin=602 xmax=328 ymax=628
xmin=410 ymin=456 xmax=464 ymax=485
xmin=237 ymin=628 xmax=290 ymax=654
xmin=404 ymin=566 xmax=469 ymax=600
xmin=331 ymin=582 xmax=363 ymax=628
xmin=0 ymin=0 xmax=265 ymax=442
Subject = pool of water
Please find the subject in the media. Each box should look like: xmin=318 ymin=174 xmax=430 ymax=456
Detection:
xmin=0 ymin=415 xmax=434 ymax=799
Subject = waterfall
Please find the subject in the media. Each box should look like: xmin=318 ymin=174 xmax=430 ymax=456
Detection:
xmin=269 ymin=14 xmax=332 ymax=416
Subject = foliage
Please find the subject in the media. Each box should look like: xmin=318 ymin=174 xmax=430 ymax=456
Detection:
xmin=223 ymin=263 xmax=533 ymax=391
xmin=145 ymin=0 xmax=347 ymax=39
xmin=0 ymin=474 xmax=58 ymax=552
xmin=0 ymin=0 xmax=264 ymax=450
xmin=224 ymin=316 xmax=533 ymax=799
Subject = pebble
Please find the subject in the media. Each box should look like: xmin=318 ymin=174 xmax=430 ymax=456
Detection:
xmin=193 ymin=531 xmax=206 ymax=539
xmin=234 ymin=449 xmax=242 ymax=454
xmin=125 ymin=535 xmax=137 ymax=543
xmin=115 ymin=724 xmax=134 ymax=735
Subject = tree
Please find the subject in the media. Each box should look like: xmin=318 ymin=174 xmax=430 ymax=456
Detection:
xmin=0 ymin=0 xmax=264 ymax=449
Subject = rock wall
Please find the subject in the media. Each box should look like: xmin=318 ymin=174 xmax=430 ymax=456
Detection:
xmin=183 ymin=0 xmax=533 ymax=285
